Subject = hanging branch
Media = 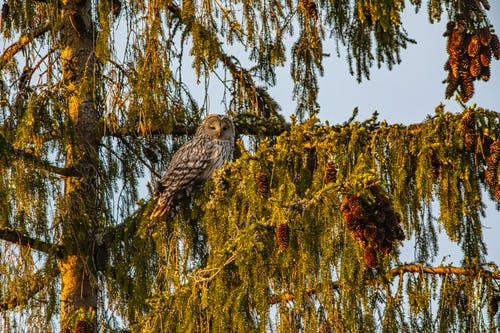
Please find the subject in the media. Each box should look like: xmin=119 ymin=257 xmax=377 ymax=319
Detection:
xmin=2 ymin=143 xmax=79 ymax=177
xmin=0 ymin=133 xmax=78 ymax=176
xmin=269 ymin=264 xmax=500 ymax=304
xmin=0 ymin=228 xmax=64 ymax=256
xmin=391 ymin=264 xmax=500 ymax=279
xmin=0 ymin=260 xmax=60 ymax=311
xmin=0 ymin=21 xmax=52 ymax=70
xmin=10 ymin=147 xmax=79 ymax=176
xmin=104 ymin=114 xmax=290 ymax=139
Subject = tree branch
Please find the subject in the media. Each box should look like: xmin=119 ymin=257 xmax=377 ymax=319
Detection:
xmin=0 ymin=133 xmax=79 ymax=176
xmin=391 ymin=264 xmax=500 ymax=279
xmin=269 ymin=264 xmax=500 ymax=304
xmin=104 ymin=113 xmax=290 ymax=139
xmin=0 ymin=228 xmax=64 ymax=256
xmin=0 ymin=21 xmax=52 ymax=70
xmin=10 ymin=146 xmax=80 ymax=176
xmin=0 ymin=260 xmax=60 ymax=311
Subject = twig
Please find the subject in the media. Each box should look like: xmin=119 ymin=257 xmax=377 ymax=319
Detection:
xmin=0 ymin=21 xmax=53 ymax=70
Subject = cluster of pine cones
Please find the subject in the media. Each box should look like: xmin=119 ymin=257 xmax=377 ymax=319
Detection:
xmin=486 ymin=140 xmax=500 ymax=203
xmin=444 ymin=19 xmax=500 ymax=102
xmin=341 ymin=186 xmax=405 ymax=268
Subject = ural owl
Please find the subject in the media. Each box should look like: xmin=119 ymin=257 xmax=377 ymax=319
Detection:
xmin=151 ymin=114 xmax=235 ymax=218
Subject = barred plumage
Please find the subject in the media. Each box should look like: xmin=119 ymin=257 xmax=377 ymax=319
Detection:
xmin=151 ymin=114 xmax=235 ymax=218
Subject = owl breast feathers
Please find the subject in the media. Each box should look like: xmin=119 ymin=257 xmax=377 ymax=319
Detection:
xmin=151 ymin=114 xmax=235 ymax=218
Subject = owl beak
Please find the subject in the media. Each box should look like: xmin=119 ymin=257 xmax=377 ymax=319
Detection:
xmin=215 ymin=128 xmax=222 ymax=137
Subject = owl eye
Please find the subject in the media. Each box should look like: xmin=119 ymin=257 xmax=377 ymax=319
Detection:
xmin=222 ymin=126 xmax=228 ymax=131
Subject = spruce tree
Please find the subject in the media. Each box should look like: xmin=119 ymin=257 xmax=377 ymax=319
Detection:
xmin=0 ymin=0 xmax=499 ymax=332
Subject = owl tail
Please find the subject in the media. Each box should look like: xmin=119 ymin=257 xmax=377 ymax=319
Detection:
xmin=150 ymin=196 xmax=171 ymax=218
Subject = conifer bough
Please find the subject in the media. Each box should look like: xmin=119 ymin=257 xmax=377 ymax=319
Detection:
xmin=0 ymin=0 xmax=500 ymax=331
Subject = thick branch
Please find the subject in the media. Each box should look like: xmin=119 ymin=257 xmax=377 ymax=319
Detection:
xmin=0 ymin=260 xmax=60 ymax=311
xmin=0 ymin=21 xmax=52 ymax=70
xmin=269 ymin=264 xmax=500 ymax=304
xmin=104 ymin=113 xmax=290 ymax=139
xmin=0 ymin=228 xmax=64 ymax=256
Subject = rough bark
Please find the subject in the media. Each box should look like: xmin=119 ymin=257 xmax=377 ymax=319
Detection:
xmin=58 ymin=0 xmax=99 ymax=332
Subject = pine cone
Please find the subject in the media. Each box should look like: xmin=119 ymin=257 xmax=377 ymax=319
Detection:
xmin=480 ymin=65 xmax=490 ymax=81
xmin=459 ymin=110 xmax=476 ymax=150
xmin=468 ymin=34 xmax=480 ymax=57
xmin=490 ymin=34 xmax=500 ymax=59
xmin=362 ymin=223 xmax=381 ymax=245
xmin=479 ymin=27 xmax=492 ymax=46
xmin=347 ymin=196 xmax=368 ymax=222
xmin=448 ymin=54 xmax=460 ymax=78
xmin=485 ymin=168 xmax=497 ymax=187
xmin=469 ymin=56 xmax=481 ymax=77
xmin=443 ymin=21 xmax=456 ymax=37
xmin=460 ymin=75 xmax=474 ymax=102
xmin=363 ymin=246 xmax=379 ymax=268
xmin=448 ymin=31 xmax=465 ymax=55
xmin=445 ymin=76 xmax=460 ymax=99
xmin=485 ymin=141 xmax=500 ymax=187
xmin=277 ymin=223 xmax=290 ymax=251
xmin=480 ymin=46 xmax=492 ymax=67
xmin=255 ymin=171 xmax=269 ymax=198
xmin=324 ymin=161 xmax=337 ymax=184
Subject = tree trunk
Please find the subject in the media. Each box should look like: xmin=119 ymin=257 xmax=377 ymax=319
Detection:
xmin=58 ymin=1 xmax=99 ymax=332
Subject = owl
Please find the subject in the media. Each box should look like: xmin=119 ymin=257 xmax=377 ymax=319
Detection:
xmin=151 ymin=114 xmax=235 ymax=218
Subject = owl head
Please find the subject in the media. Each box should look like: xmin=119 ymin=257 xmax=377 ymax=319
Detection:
xmin=196 ymin=114 xmax=235 ymax=141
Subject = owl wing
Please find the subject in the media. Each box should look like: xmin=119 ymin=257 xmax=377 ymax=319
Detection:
xmin=151 ymin=137 xmax=216 ymax=218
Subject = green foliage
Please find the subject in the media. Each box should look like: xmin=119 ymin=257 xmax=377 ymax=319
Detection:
xmin=0 ymin=0 xmax=499 ymax=332
xmin=138 ymin=106 xmax=500 ymax=331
